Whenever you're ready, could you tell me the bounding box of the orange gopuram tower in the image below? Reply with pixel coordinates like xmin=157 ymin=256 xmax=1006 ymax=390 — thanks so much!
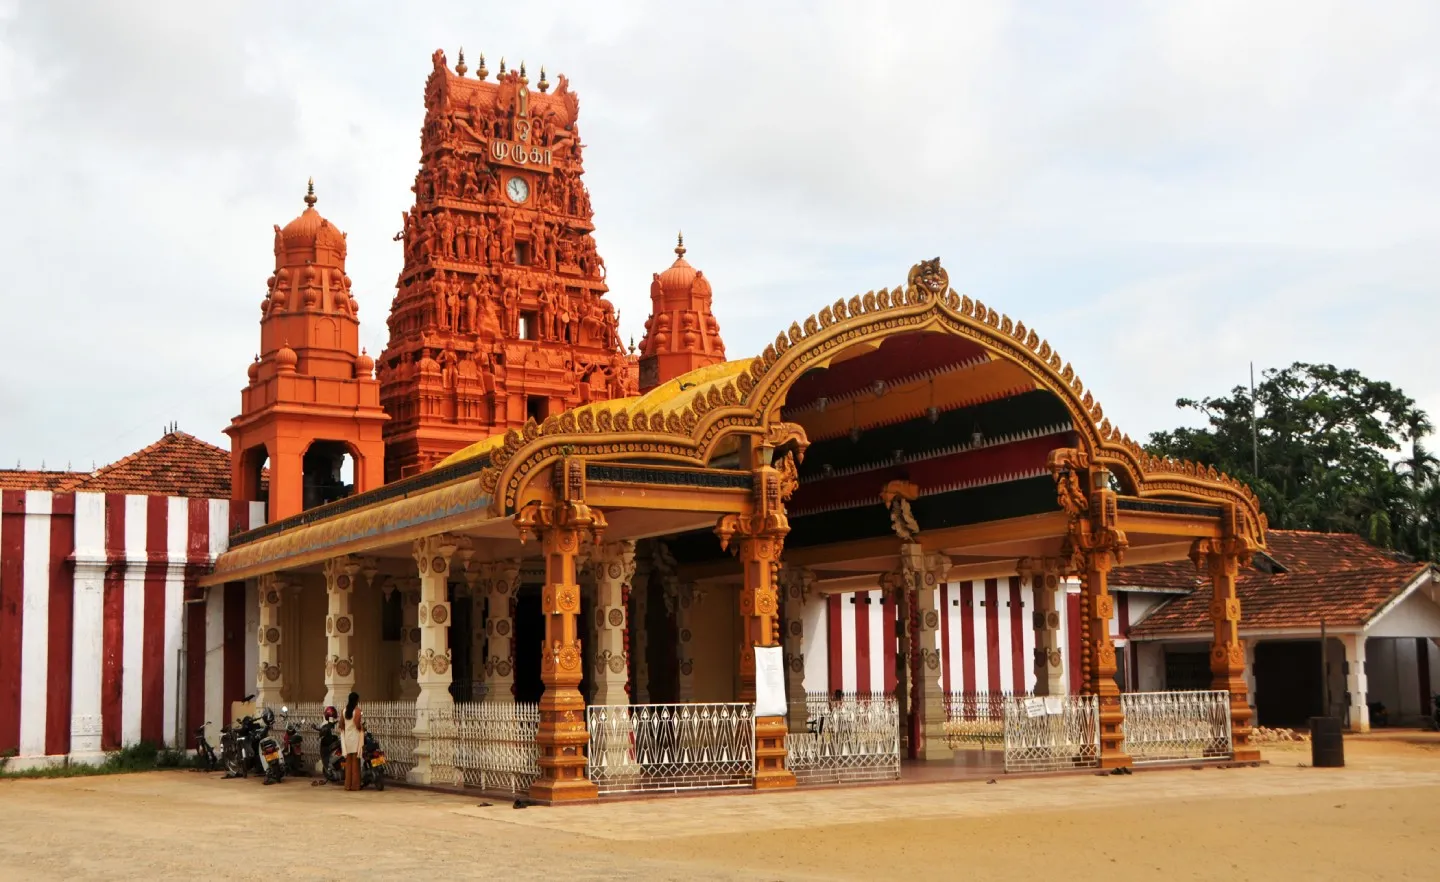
xmin=226 ymin=182 xmax=388 ymax=522
xmin=379 ymin=49 xmax=635 ymax=481
xmin=637 ymin=235 xmax=726 ymax=393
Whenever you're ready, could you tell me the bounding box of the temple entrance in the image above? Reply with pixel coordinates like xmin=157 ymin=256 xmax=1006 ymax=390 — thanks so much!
xmin=514 ymin=589 xmax=543 ymax=703
xmin=1254 ymin=640 xmax=1323 ymax=727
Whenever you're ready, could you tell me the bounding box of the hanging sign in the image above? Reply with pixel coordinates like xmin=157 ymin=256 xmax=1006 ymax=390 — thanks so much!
xmin=1044 ymin=696 xmax=1065 ymax=716
xmin=753 ymin=645 xmax=788 ymax=718
xmin=1024 ymin=697 xmax=1046 ymax=718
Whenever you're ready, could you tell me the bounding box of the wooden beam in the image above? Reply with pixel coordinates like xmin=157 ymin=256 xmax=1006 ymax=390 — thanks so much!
xmin=918 ymin=511 xmax=1070 ymax=554
xmin=1117 ymin=510 xmax=1224 ymax=539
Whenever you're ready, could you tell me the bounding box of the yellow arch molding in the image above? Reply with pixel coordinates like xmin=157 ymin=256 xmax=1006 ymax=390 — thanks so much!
xmin=478 ymin=259 xmax=1266 ymax=547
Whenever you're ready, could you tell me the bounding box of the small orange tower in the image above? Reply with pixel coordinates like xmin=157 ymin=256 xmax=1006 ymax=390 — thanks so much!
xmin=226 ymin=181 xmax=388 ymax=521
xmin=637 ymin=234 xmax=727 ymax=392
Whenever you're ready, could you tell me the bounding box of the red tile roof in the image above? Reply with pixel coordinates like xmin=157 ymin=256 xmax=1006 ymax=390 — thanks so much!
xmin=1125 ymin=530 xmax=1430 ymax=636
xmin=66 ymin=432 xmax=235 ymax=498
xmin=0 ymin=469 xmax=90 ymax=491
xmin=0 ymin=432 xmax=248 ymax=499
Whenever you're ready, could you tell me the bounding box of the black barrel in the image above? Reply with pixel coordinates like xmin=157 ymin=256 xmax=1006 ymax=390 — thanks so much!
xmin=1309 ymin=716 xmax=1345 ymax=767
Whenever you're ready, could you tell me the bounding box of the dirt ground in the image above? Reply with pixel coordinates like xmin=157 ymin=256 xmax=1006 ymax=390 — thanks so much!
xmin=3 ymin=736 xmax=1439 ymax=880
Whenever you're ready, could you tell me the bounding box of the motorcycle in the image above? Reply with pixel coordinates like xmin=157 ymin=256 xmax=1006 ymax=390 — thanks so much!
xmin=1431 ymin=693 xmax=1440 ymax=731
xmin=194 ymin=721 xmax=219 ymax=772
xmin=253 ymin=707 xmax=286 ymax=785
xmin=312 ymin=718 xmax=345 ymax=784
xmin=220 ymin=694 xmax=256 ymax=779
xmin=361 ymin=731 xmax=387 ymax=791
xmin=280 ymin=709 xmax=306 ymax=778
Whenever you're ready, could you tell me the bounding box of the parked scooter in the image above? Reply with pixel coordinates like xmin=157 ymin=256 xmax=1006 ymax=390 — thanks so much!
xmin=253 ymin=707 xmax=286 ymax=785
xmin=280 ymin=709 xmax=306 ymax=778
xmin=311 ymin=707 xmax=345 ymax=785
xmin=194 ymin=721 xmax=219 ymax=772
xmin=361 ymin=730 xmax=388 ymax=791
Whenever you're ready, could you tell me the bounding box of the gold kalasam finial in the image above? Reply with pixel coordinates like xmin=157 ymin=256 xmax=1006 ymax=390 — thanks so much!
xmin=304 ymin=177 xmax=316 ymax=207
xmin=499 ymin=58 xmax=507 ymax=76
xmin=675 ymin=231 xmax=686 ymax=257
xmin=455 ymin=47 xmax=468 ymax=76
xmin=538 ymin=66 xmax=549 ymax=92
xmin=477 ymin=53 xmax=488 ymax=79
xmin=519 ymin=61 xmax=528 ymax=84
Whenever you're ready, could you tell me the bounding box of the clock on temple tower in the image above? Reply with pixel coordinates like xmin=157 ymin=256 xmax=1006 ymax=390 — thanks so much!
xmin=378 ymin=49 xmax=636 ymax=481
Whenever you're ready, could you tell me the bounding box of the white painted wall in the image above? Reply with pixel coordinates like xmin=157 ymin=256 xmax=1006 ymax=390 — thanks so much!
xmin=1366 ymin=584 xmax=1440 ymax=639
xmin=802 ymin=594 xmax=828 ymax=694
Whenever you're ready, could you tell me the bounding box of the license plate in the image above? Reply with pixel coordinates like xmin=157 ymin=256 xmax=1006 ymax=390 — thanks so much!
xmin=370 ymin=756 xmax=385 ymax=767
xmin=263 ymin=748 xmax=278 ymax=760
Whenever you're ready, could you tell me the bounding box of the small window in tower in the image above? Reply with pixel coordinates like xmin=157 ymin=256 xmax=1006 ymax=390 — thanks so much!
xmin=527 ymin=396 xmax=549 ymax=422
xmin=521 ymin=311 xmax=539 ymax=341
xmin=514 ymin=241 xmax=532 ymax=266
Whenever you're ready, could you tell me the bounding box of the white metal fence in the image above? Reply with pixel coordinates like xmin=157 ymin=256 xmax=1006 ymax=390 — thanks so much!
xmin=1002 ymin=695 xmax=1100 ymax=773
xmin=587 ymin=703 xmax=756 ymax=794
xmin=1120 ymin=690 xmax=1233 ymax=765
xmin=427 ymin=701 xmax=541 ymax=794
xmin=787 ymin=695 xmax=900 ymax=785
xmin=365 ymin=701 xmax=418 ymax=781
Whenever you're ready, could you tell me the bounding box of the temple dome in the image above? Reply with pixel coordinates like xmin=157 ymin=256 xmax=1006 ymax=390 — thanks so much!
xmin=277 ymin=179 xmax=347 ymax=265
xmin=652 ymin=236 xmax=711 ymax=299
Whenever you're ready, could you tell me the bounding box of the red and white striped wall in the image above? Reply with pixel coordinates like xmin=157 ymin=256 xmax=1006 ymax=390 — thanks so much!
xmin=0 ymin=491 xmax=263 ymax=767
xmin=808 ymin=578 xmax=1165 ymax=697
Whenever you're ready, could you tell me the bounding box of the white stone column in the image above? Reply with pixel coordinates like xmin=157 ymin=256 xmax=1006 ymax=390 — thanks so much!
xmin=410 ymin=534 xmax=459 ymax=784
xmin=780 ymin=565 xmax=815 ymax=733
xmin=1342 ymin=633 xmax=1370 ymax=732
xmin=590 ymin=541 xmax=636 ymax=706
xmin=903 ymin=545 xmax=951 ymax=760
xmin=323 ymin=556 xmax=360 ymax=708
xmin=631 ymin=561 xmax=652 ymax=703
xmin=397 ymin=579 xmax=420 ymax=700
xmin=1023 ymin=558 xmax=1068 ymax=697
xmin=484 ymin=560 xmax=520 ymax=703
xmin=255 ymin=574 xmax=286 ymax=709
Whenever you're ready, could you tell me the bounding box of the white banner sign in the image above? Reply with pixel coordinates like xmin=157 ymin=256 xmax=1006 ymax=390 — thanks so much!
xmin=753 ymin=645 xmax=788 ymax=718
xmin=1023 ymin=697 xmax=1046 ymax=718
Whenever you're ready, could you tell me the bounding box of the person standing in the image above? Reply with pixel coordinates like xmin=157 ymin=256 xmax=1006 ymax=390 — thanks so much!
xmin=339 ymin=691 xmax=364 ymax=792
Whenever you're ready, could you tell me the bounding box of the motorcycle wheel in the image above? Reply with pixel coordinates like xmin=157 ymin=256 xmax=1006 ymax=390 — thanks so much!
xmin=373 ymin=767 xmax=385 ymax=791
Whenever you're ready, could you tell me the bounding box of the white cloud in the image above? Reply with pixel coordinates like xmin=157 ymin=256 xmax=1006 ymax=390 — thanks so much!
xmin=0 ymin=0 xmax=1436 ymax=468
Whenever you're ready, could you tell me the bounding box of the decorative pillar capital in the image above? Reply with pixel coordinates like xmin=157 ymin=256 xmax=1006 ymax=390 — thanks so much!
xmin=778 ymin=564 xmax=815 ymax=604
xmin=323 ymin=554 xmax=361 ymax=592
xmin=412 ymin=533 xmax=462 ymax=575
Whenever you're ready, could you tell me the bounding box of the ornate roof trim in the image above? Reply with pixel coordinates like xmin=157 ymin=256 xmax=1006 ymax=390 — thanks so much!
xmin=477 ymin=259 xmax=1267 ymax=546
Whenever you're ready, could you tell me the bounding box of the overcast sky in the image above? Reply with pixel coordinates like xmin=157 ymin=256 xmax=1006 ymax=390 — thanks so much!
xmin=1 ymin=1 xmax=1437 ymax=471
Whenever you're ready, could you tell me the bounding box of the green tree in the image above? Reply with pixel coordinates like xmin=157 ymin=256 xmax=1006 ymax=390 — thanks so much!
xmin=1146 ymin=362 xmax=1436 ymax=559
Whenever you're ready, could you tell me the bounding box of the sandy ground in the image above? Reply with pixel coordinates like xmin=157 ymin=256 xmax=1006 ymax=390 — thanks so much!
xmin=2 ymin=736 xmax=1439 ymax=880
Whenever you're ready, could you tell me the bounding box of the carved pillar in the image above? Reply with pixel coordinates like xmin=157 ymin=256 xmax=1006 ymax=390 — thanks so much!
xmin=630 ymin=559 xmax=652 ymax=703
xmin=484 ymin=560 xmax=520 ymax=703
xmin=461 ymin=557 xmax=488 ymax=702
xmin=1021 ymin=557 xmax=1068 ymax=697
xmin=589 ymin=541 xmax=636 ymax=706
xmin=514 ymin=466 xmax=605 ymax=803
xmin=1194 ymin=537 xmax=1261 ymax=759
xmin=1081 ymin=543 xmax=1128 ymax=768
xmin=323 ymin=556 xmax=360 ymax=708
xmin=1052 ymin=455 xmax=1130 ymax=769
xmin=255 ymin=574 xmax=286 ymax=709
xmin=673 ymin=581 xmax=697 ymax=702
xmin=408 ymin=534 xmax=459 ymax=785
xmin=899 ymin=544 xmax=951 ymax=760
xmin=715 ymin=449 xmax=800 ymax=791
xmin=397 ymin=578 xmax=421 ymax=700
xmin=779 ymin=565 xmax=814 ymax=733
